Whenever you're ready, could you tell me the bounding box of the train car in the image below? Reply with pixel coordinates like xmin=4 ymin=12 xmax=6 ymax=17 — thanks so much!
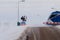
xmin=43 ymin=11 xmax=60 ymax=25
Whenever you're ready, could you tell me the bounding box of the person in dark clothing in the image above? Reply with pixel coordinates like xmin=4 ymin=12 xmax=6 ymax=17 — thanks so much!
xmin=21 ymin=16 xmax=27 ymax=25
xmin=21 ymin=16 xmax=27 ymax=21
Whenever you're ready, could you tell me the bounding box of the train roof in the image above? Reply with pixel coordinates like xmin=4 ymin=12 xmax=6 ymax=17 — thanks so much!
xmin=52 ymin=11 xmax=60 ymax=15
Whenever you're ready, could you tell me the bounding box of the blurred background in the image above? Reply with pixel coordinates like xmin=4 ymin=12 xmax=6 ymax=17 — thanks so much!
xmin=0 ymin=0 xmax=60 ymax=26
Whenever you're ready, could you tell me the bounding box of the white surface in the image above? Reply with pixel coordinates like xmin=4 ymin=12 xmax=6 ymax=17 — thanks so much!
xmin=0 ymin=23 xmax=28 ymax=40
xmin=0 ymin=21 xmax=53 ymax=40
xmin=56 ymin=25 xmax=60 ymax=29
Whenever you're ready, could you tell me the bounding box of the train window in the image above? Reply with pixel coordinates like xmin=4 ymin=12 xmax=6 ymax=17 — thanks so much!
xmin=49 ymin=15 xmax=56 ymax=19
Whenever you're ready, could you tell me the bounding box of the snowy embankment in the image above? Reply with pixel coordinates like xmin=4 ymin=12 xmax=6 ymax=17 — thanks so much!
xmin=0 ymin=21 xmax=60 ymax=40
xmin=0 ymin=22 xmax=48 ymax=40
xmin=0 ymin=22 xmax=28 ymax=40
xmin=56 ymin=25 xmax=60 ymax=29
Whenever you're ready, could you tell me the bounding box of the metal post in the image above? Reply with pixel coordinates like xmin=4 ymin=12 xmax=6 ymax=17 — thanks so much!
xmin=17 ymin=1 xmax=20 ymax=26
xmin=18 ymin=1 xmax=19 ymax=22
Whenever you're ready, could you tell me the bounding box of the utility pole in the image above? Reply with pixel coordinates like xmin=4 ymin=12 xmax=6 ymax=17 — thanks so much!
xmin=17 ymin=1 xmax=20 ymax=26
xmin=18 ymin=1 xmax=19 ymax=22
xmin=17 ymin=0 xmax=25 ymax=26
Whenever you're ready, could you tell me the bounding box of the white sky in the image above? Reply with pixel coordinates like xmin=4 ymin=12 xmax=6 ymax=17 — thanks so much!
xmin=0 ymin=0 xmax=60 ymax=25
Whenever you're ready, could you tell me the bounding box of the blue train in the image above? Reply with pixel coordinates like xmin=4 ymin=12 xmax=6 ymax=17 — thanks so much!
xmin=44 ymin=11 xmax=60 ymax=25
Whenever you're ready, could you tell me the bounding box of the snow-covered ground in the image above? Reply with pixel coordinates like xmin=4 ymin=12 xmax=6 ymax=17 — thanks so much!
xmin=0 ymin=22 xmax=60 ymax=40
xmin=55 ymin=25 xmax=60 ymax=29
xmin=0 ymin=22 xmax=28 ymax=40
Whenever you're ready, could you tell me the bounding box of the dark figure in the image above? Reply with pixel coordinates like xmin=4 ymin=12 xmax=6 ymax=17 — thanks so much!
xmin=21 ymin=16 xmax=27 ymax=21
xmin=21 ymin=16 xmax=27 ymax=25
xmin=17 ymin=22 xmax=20 ymax=26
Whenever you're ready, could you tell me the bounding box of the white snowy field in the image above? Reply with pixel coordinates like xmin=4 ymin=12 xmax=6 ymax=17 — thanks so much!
xmin=0 ymin=22 xmax=45 ymax=40
xmin=0 ymin=22 xmax=28 ymax=40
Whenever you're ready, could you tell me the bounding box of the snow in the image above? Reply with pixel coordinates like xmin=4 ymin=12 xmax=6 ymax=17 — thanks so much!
xmin=0 ymin=22 xmax=28 ymax=40
xmin=56 ymin=25 xmax=60 ymax=29
xmin=0 ymin=22 xmax=53 ymax=40
xmin=0 ymin=22 xmax=60 ymax=40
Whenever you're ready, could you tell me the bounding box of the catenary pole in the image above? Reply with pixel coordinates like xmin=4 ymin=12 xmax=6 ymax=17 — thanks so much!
xmin=17 ymin=0 xmax=25 ymax=26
